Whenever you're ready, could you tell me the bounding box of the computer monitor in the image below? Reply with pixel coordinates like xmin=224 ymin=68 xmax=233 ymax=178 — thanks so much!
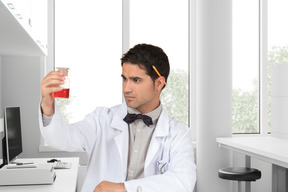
xmin=4 ymin=107 xmax=23 ymax=164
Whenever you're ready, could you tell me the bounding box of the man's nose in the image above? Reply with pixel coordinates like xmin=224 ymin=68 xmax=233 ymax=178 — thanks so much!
xmin=123 ymin=81 xmax=133 ymax=93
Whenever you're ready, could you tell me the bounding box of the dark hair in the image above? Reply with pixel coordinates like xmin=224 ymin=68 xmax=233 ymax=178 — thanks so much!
xmin=121 ymin=44 xmax=170 ymax=87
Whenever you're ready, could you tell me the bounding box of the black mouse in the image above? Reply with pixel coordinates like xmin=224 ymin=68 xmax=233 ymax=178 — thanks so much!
xmin=47 ymin=158 xmax=60 ymax=163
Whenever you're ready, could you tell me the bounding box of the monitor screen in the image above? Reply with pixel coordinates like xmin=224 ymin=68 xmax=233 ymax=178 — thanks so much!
xmin=4 ymin=107 xmax=23 ymax=164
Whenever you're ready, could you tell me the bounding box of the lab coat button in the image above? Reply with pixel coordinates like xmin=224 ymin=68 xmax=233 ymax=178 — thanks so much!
xmin=137 ymin=186 xmax=142 ymax=192
xmin=129 ymin=170 xmax=134 ymax=175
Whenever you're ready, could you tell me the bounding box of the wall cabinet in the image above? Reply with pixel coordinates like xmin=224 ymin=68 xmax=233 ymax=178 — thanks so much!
xmin=0 ymin=0 xmax=47 ymax=55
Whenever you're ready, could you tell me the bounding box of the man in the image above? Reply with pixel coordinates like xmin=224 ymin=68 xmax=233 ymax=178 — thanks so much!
xmin=39 ymin=44 xmax=196 ymax=192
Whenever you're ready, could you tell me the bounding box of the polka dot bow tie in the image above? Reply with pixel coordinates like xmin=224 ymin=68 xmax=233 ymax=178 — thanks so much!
xmin=123 ymin=113 xmax=153 ymax=127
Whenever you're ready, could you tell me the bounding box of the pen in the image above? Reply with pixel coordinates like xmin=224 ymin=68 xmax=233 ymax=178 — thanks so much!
xmin=152 ymin=65 xmax=167 ymax=86
xmin=17 ymin=163 xmax=34 ymax=165
xmin=13 ymin=162 xmax=34 ymax=165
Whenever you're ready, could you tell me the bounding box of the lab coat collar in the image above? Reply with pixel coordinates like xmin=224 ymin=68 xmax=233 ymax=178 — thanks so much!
xmin=110 ymin=103 xmax=129 ymax=177
xmin=144 ymin=108 xmax=170 ymax=169
xmin=110 ymin=102 xmax=128 ymax=131
xmin=153 ymin=108 xmax=170 ymax=137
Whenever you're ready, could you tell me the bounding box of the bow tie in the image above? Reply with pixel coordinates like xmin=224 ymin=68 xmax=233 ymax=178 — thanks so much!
xmin=123 ymin=113 xmax=153 ymax=127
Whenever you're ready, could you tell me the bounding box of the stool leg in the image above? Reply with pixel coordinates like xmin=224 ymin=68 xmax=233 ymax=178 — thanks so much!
xmin=245 ymin=182 xmax=251 ymax=192
xmin=245 ymin=155 xmax=251 ymax=192
xmin=238 ymin=181 xmax=242 ymax=192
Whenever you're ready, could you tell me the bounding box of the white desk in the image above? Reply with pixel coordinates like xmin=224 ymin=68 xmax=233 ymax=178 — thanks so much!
xmin=0 ymin=157 xmax=79 ymax=192
xmin=217 ymin=136 xmax=288 ymax=192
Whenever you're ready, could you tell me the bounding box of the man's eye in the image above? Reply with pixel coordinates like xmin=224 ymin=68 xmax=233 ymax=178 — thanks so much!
xmin=134 ymin=79 xmax=141 ymax=83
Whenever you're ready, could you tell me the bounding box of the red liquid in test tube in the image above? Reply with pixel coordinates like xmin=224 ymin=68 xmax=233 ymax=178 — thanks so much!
xmin=54 ymin=67 xmax=70 ymax=99
xmin=54 ymin=88 xmax=70 ymax=98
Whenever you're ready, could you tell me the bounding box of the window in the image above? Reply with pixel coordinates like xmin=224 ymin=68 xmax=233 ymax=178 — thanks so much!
xmin=55 ymin=0 xmax=122 ymax=123
xmin=232 ymin=0 xmax=260 ymax=133
xmin=130 ymin=0 xmax=189 ymax=125
xmin=267 ymin=0 xmax=288 ymax=133
xmin=233 ymin=0 xmax=288 ymax=135
xmin=268 ymin=0 xmax=288 ymax=53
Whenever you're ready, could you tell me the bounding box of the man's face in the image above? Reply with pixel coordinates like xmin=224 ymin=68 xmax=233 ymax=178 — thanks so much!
xmin=121 ymin=62 xmax=161 ymax=114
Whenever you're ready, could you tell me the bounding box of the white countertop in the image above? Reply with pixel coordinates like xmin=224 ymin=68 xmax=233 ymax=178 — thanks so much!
xmin=217 ymin=136 xmax=288 ymax=168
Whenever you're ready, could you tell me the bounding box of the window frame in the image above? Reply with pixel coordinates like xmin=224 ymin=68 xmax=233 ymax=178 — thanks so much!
xmin=259 ymin=0 xmax=269 ymax=135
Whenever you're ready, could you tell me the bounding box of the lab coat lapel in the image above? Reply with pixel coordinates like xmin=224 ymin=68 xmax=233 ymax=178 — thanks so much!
xmin=110 ymin=103 xmax=129 ymax=176
xmin=145 ymin=109 xmax=170 ymax=170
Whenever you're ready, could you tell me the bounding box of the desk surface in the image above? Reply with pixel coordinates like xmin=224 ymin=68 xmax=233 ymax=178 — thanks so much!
xmin=0 ymin=157 xmax=79 ymax=192
xmin=217 ymin=136 xmax=288 ymax=168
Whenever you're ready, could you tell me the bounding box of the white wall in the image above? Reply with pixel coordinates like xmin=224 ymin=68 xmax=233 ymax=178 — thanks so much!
xmin=2 ymin=56 xmax=42 ymax=160
xmin=0 ymin=56 xmax=3 ymax=161
xmin=0 ymin=55 xmax=2 ymax=118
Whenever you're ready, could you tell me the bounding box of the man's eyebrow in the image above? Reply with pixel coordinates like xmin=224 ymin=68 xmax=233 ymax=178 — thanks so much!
xmin=121 ymin=74 xmax=142 ymax=80
xmin=130 ymin=76 xmax=142 ymax=79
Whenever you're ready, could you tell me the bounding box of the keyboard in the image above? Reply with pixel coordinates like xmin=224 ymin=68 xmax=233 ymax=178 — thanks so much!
xmin=53 ymin=161 xmax=72 ymax=169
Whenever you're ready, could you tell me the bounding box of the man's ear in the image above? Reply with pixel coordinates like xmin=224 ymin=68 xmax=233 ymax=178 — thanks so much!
xmin=156 ymin=76 xmax=166 ymax=91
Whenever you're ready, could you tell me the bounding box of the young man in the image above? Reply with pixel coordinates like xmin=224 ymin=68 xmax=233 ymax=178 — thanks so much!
xmin=39 ymin=44 xmax=196 ymax=192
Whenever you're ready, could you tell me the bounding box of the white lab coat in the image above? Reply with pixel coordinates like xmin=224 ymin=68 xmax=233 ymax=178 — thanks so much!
xmin=39 ymin=103 xmax=196 ymax=192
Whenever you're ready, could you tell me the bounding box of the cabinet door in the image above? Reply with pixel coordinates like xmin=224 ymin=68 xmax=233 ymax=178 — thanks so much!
xmin=30 ymin=0 xmax=47 ymax=50
xmin=1 ymin=0 xmax=31 ymax=31
xmin=1 ymin=0 xmax=47 ymax=52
